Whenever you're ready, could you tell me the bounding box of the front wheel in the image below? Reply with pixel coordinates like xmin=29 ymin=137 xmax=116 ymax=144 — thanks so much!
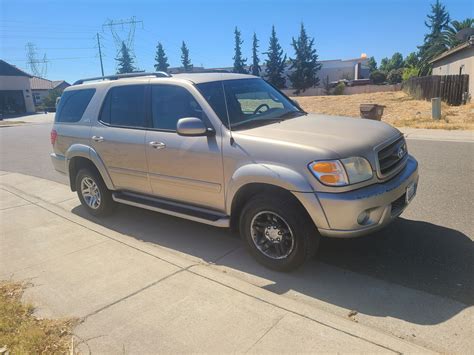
xmin=75 ymin=168 xmax=115 ymax=216
xmin=239 ymin=194 xmax=320 ymax=271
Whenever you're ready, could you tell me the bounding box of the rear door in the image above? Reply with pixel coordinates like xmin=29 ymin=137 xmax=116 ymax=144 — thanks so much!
xmin=145 ymin=84 xmax=224 ymax=210
xmin=91 ymin=84 xmax=151 ymax=194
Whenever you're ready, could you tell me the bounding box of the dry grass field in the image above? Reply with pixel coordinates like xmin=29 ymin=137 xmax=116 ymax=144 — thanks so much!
xmin=0 ymin=281 xmax=75 ymax=353
xmin=293 ymin=91 xmax=474 ymax=130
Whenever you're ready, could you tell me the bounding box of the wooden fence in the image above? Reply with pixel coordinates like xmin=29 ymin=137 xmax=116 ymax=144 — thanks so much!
xmin=402 ymin=75 xmax=469 ymax=106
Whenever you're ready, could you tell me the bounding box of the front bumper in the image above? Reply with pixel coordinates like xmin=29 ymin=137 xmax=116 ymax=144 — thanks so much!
xmin=296 ymin=155 xmax=418 ymax=238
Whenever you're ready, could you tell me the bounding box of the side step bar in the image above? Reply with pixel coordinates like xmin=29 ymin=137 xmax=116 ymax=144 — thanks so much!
xmin=112 ymin=192 xmax=230 ymax=228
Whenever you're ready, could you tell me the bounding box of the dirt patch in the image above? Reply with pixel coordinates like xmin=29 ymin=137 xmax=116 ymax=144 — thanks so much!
xmin=293 ymin=91 xmax=474 ymax=130
xmin=0 ymin=280 xmax=76 ymax=354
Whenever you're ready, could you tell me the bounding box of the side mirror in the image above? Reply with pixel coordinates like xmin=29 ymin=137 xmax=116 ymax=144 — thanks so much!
xmin=176 ymin=117 xmax=214 ymax=137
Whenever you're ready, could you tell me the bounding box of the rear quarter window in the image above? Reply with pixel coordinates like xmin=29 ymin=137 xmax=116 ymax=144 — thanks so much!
xmin=56 ymin=89 xmax=95 ymax=123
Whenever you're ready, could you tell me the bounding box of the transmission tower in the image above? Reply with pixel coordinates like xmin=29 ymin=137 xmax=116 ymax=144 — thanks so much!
xmin=102 ymin=16 xmax=143 ymax=56
xmin=25 ymin=42 xmax=48 ymax=77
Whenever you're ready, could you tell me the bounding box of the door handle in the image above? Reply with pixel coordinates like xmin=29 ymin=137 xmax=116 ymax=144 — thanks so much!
xmin=149 ymin=141 xmax=166 ymax=149
xmin=92 ymin=136 xmax=104 ymax=142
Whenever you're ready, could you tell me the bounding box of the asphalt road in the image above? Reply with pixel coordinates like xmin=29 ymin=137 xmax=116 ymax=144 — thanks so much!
xmin=1 ymin=121 xmax=473 ymax=351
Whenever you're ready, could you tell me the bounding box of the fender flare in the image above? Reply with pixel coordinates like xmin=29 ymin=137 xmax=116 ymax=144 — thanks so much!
xmin=226 ymin=163 xmax=329 ymax=229
xmin=65 ymin=144 xmax=115 ymax=190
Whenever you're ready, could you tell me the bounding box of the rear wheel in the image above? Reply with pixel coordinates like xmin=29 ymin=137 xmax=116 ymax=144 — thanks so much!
xmin=239 ymin=193 xmax=320 ymax=271
xmin=75 ymin=168 xmax=115 ymax=216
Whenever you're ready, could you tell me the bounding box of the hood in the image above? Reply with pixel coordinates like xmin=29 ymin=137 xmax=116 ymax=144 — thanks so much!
xmin=235 ymin=113 xmax=401 ymax=159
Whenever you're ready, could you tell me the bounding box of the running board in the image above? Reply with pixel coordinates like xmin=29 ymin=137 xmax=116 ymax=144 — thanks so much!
xmin=112 ymin=192 xmax=230 ymax=228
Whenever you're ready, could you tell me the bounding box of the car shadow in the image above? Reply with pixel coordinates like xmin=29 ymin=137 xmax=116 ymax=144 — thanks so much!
xmin=71 ymin=203 xmax=473 ymax=325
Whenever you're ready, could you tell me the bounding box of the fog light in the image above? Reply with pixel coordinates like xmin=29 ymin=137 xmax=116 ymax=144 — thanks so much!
xmin=357 ymin=211 xmax=370 ymax=225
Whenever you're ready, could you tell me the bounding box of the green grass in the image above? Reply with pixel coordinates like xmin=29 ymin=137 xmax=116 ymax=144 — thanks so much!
xmin=0 ymin=281 xmax=76 ymax=354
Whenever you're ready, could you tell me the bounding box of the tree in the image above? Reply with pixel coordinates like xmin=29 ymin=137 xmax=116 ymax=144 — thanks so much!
xmin=418 ymin=0 xmax=450 ymax=75
xmin=379 ymin=53 xmax=404 ymax=73
xmin=264 ymin=26 xmax=287 ymax=88
xmin=154 ymin=42 xmax=169 ymax=72
xmin=370 ymin=70 xmax=387 ymax=84
xmin=42 ymin=89 xmax=62 ymax=108
xmin=389 ymin=52 xmax=404 ymax=71
xmin=232 ymin=27 xmax=247 ymax=73
xmin=181 ymin=41 xmax=192 ymax=72
xmin=402 ymin=67 xmax=419 ymax=81
xmin=367 ymin=56 xmax=377 ymax=73
xmin=444 ymin=18 xmax=473 ymax=48
xmin=115 ymin=41 xmax=135 ymax=74
xmin=288 ymin=23 xmax=322 ymax=94
xmin=404 ymin=52 xmax=420 ymax=68
xmin=379 ymin=57 xmax=390 ymax=72
xmin=250 ymin=32 xmax=261 ymax=76
xmin=387 ymin=69 xmax=403 ymax=84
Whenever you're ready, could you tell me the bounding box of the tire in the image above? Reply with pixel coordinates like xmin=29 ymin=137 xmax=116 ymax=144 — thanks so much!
xmin=239 ymin=193 xmax=320 ymax=272
xmin=75 ymin=168 xmax=115 ymax=217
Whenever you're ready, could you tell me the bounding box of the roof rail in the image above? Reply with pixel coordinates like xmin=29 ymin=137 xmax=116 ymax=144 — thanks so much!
xmin=73 ymin=71 xmax=171 ymax=85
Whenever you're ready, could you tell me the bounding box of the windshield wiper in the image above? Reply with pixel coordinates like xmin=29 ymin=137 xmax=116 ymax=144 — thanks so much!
xmin=232 ymin=117 xmax=284 ymax=130
xmin=277 ymin=110 xmax=307 ymax=119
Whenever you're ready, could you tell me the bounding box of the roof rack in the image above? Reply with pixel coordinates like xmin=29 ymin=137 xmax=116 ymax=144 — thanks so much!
xmin=73 ymin=71 xmax=171 ymax=85
xmin=174 ymin=69 xmax=232 ymax=74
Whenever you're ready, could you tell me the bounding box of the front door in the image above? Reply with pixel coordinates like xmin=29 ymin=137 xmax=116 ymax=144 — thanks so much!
xmin=91 ymin=84 xmax=151 ymax=194
xmin=145 ymin=84 xmax=224 ymax=211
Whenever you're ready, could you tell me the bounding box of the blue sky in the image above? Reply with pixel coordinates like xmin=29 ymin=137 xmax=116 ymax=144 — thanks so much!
xmin=1 ymin=0 xmax=472 ymax=83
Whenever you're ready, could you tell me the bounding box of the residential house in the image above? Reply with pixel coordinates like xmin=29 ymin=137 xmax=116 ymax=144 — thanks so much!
xmin=0 ymin=59 xmax=35 ymax=114
xmin=169 ymin=55 xmax=370 ymax=89
xmin=430 ymin=36 xmax=474 ymax=97
xmin=30 ymin=76 xmax=70 ymax=107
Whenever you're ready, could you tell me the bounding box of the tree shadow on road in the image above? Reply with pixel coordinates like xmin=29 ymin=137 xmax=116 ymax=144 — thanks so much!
xmin=72 ymin=204 xmax=472 ymax=325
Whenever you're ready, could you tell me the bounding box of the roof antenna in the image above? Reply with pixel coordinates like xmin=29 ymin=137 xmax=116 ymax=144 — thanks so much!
xmin=221 ymin=80 xmax=235 ymax=145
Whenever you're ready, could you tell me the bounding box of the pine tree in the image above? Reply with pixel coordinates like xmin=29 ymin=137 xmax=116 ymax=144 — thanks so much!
xmin=418 ymin=0 xmax=450 ymax=75
xmin=233 ymin=27 xmax=247 ymax=73
xmin=264 ymin=26 xmax=287 ymax=88
xmin=289 ymin=23 xmax=321 ymax=94
xmin=154 ymin=42 xmax=169 ymax=72
xmin=115 ymin=41 xmax=135 ymax=74
xmin=367 ymin=56 xmax=377 ymax=73
xmin=181 ymin=41 xmax=192 ymax=72
xmin=250 ymin=32 xmax=261 ymax=76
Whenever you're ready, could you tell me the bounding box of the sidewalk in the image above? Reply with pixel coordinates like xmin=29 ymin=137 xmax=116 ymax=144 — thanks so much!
xmin=399 ymin=127 xmax=474 ymax=142
xmin=0 ymin=171 xmax=431 ymax=353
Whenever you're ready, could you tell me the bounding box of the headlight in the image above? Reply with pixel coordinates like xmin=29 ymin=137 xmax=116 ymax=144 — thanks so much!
xmin=308 ymin=157 xmax=373 ymax=186
xmin=341 ymin=157 xmax=373 ymax=184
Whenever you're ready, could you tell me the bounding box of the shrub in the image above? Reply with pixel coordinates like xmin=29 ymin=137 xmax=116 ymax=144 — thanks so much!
xmin=387 ymin=69 xmax=403 ymax=84
xmin=369 ymin=70 xmax=386 ymax=85
xmin=333 ymin=82 xmax=345 ymax=95
xmin=402 ymin=67 xmax=419 ymax=81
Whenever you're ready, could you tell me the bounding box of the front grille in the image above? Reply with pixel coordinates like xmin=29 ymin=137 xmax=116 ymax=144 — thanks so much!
xmin=377 ymin=136 xmax=408 ymax=178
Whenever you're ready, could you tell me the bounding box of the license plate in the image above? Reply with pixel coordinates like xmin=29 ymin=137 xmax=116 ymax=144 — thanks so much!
xmin=406 ymin=182 xmax=416 ymax=203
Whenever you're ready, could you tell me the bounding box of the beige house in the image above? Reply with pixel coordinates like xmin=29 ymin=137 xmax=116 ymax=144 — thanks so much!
xmin=30 ymin=76 xmax=70 ymax=107
xmin=430 ymin=37 xmax=474 ymax=96
xmin=0 ymin=59 xmax=35 ymax=114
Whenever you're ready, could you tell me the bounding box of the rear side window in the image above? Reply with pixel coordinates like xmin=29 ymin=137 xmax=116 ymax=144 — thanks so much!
xmin=100 ymin=85 xmax=146 ymax=128
xmin=151 ymin=85 xmax=204 ymax=131
xmin=56 ymin=89 xmax=95 ymax=123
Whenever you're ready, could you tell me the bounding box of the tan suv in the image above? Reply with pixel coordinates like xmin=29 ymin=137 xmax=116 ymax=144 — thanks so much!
xmin=51 ymin=72 xmax=419 ymax=271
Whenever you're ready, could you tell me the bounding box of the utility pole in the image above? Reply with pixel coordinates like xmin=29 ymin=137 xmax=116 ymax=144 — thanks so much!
xmin=97 ymin=33 xmax=105 ymax=77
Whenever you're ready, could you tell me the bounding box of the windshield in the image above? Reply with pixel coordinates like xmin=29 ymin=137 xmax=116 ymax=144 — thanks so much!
xmin=196 ymin=78 xmax=304 ymax=130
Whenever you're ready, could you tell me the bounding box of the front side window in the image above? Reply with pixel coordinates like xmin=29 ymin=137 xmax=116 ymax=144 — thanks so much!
xmin=196 ymin=78 xmax=303 ymax=130
xmin=100 ymin=85 xmax=146 ymax=128
xmin=56 ymin=89 xmax=95 ymax=123
xmin=151 ymin=85 xmax=204 ymax=131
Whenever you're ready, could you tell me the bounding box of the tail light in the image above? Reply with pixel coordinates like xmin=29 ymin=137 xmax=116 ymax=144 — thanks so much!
xmin=50 ymin=129 xmax=58 ymax=145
